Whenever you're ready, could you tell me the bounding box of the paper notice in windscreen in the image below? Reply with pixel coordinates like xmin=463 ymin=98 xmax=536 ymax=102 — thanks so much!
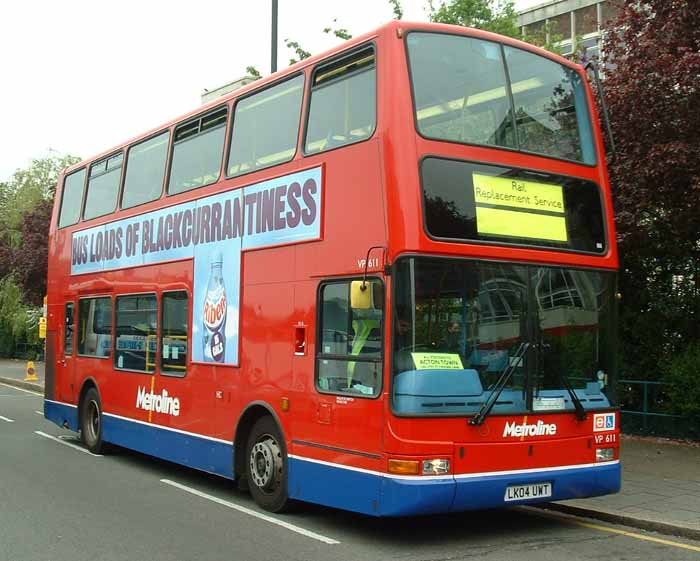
xmin=411 ymin=353 xmax=464 ymax=370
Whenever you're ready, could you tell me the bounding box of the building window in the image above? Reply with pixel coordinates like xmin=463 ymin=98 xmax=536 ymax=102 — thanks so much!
xmin=316 ymin=279 xmax=383 ymax=397
xmin=114 ymin=294 xmax=157 ymax=373
xmin=161 ymin=291 xmax=189 ymax=376
xmin=550 ymin=12 xmax=572 ymax=41
xmin=601 ymin=2 xmax=621 ymax=27
xmin=575 ymin=5 xmax=598 ymax=36
xmin=78 ymin=297 xmax=112 ymax=358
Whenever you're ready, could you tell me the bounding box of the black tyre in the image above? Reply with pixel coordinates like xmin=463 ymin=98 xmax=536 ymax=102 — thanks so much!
xmin=80 ymin=387 xmax=107 ymax=454
xmin=246 ymin=416 xmax=289 ymax=512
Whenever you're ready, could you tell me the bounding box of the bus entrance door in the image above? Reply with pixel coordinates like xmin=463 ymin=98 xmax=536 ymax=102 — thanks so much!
xmin=57 ymin=301 xmax=77 ymax=402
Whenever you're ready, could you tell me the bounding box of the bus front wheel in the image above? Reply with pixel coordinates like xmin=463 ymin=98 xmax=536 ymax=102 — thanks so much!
xmin=80 ymin=387 xmax=107 ymax=454
xmin=246 ymin=416 xmax=289 ymax=512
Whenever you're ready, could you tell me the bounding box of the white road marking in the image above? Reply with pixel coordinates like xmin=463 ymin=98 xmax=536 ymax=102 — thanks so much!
xmin=0 ymin=382 xmax=43 ymax=396
xmin=0 ymin=415 xmax=15 ymax=423
xmin=160 ymin=479 xmax=340 ymax=545
xmin=34 ymin=431 xmax=102 ymax=457
xmin=35 ymin=410 xmax=44 ymax=416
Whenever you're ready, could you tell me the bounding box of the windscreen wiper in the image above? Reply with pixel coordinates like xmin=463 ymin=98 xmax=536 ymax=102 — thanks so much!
xmin=470 ymin=342 xmax=530 ymax=426
xmin=559 ymin=369 xmax=588 ymax=421
xmin=535 ymin=341 xmax=587 ymax=421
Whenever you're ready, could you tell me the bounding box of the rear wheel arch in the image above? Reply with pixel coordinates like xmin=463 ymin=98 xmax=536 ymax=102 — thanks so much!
xmin=78 ymin=381 xmax=109 ymax=454
xmin=233 ymin=401 xmax=286 ymax=479
xmin=76 ymin=377 xmax=99 ymax=428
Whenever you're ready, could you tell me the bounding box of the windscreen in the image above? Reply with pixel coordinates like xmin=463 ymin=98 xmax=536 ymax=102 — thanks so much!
xmin=407 ymin=32 xmax=596 ymax=165
xmin=392 ymin=257 xmax=617 ymax=416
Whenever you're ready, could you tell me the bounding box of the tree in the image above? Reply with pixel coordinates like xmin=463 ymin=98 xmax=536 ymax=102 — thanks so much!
xmin=602 ymin=0 xmax=700 ymax=379
xmin=0 ymin=276 xmax=37 ymax=358
xmin=389 ymin=0 xmax=404 ymax=20
xmin=0 ymin=153 xmax=80 ymax=356
xmin=428 ymin=0 xmax=521 ymax=39
xmin=13 ymin=198 xmax=53 ymax=305
xmin=323 ymin=19 xmax=352 ymax=40
xmin=0 ymin=153 xmax=79 ymax=243
xmin=245 ymin=66 xmax=262 ymax=80
xmin=284 ymin=39 xmax=313 ymax=66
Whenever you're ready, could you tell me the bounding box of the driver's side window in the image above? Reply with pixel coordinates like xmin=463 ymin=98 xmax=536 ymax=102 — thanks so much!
xmin=316 ymin=279 xmax=383 ymax=397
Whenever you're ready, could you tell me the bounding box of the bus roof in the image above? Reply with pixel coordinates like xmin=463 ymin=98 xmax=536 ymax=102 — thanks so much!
xmin=61 ymin=19 xmax=584 ymax=177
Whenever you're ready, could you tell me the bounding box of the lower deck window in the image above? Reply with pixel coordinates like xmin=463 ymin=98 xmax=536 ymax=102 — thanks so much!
xmin=316 ymin=279 xmax=383 ymax=397
xmin=78 ymin=297 xmax=112 ymax=358
xmin=115 ymin=294 xmax=157 ymax=372
xmin=161 ymin=291 xmax=189 ymax=376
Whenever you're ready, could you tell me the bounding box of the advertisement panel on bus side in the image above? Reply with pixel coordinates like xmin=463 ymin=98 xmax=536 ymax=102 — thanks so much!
xmin=69 ymin=166 xmax=323 ymax=365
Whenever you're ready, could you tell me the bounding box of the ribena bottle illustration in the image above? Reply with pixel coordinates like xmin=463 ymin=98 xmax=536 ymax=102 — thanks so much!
xmin=202 ymin=251 xmax=227 ymax=362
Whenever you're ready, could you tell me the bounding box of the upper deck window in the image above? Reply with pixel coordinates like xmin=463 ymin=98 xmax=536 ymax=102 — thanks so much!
xmin=122 ymin=131 xmax=170 ymax=209
xmin=84 ymin=153 xmax=123 ymax=221
xmin=227 ymin=75 xmax=304 ymax=177
xmin=169 ymin=107 xmax=227 ymax=195
xmin=407 ymin=32 xmax=596 ymax=165
xmin=58 ymin=168 xmax=86 ymax=228
xmin=304 ymin=47 xmax=376 ymax=154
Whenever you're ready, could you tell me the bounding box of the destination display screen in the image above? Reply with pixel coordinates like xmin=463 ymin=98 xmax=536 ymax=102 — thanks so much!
xmin=472 ymin=173 xmax=568 ymax=243
xmin=421 ymin=158 xmax=606 ymax=254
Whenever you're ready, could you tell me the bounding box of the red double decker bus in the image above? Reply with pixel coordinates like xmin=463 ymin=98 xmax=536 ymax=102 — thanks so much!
xmin=45 ymin=20 xmax=620 ymax=516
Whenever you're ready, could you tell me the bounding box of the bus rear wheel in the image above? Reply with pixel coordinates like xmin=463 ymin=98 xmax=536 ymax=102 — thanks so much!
xmin=80 ymin=387 xmax=107 ymax=454
xmin=246 ymin=416 xmax=289 ymax=512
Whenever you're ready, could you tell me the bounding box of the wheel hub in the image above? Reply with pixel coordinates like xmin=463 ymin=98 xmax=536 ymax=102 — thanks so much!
xmin=86 ymin=399 xmax=100 ymax=443
xmin=249 ymin=435 xmax=282 ymax=492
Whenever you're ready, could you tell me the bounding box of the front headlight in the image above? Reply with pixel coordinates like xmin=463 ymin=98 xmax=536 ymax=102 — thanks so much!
xmin=422 ymin=458 xmax=451 ymax=475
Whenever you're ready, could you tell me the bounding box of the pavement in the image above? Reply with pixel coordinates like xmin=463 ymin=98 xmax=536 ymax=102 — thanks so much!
xmin=2 ymin=358 xmax=699 ymax=541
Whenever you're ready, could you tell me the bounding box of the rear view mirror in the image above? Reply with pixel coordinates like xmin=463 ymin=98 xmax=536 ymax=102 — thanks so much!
xmin=351 ymin=281 xmax=372 ymax=309
xmin=350 ymin=280 xmax=383 ymax=310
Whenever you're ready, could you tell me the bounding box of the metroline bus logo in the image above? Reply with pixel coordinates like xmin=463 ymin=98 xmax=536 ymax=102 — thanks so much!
xmin=136 ymin=387 xmax=181 ymax=417
xmin=502 ymin=420 xmax=557 ymax=438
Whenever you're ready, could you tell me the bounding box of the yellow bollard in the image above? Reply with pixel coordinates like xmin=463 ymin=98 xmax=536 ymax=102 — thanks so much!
xmin=25 ymin=361 xmax=39 ymax=382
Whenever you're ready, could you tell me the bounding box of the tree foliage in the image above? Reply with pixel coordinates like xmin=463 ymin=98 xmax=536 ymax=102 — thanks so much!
xmin=602 ymin=0 xmax=700 ymax=379
xmin=389 ymin=0 xmax=404 ymax=20
xmin=428 ymin=0 xmax=520 ymax=39
xmin=13 ymin=198 xmax=54 ymax=306
xmin=285 ymin=39 xmax=313 ymax=66
xmin=0 ymin=276 xmax=38 ymax=357
xmin=245 ymin=66 xmax=262 ymax=80
xmin=0 ymin=153 xmax=80 ymax=356
xmin=0 ymin=154 xmax=78 ymax=243
xmin=323 ymin=19 xmax=352 ymax=40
